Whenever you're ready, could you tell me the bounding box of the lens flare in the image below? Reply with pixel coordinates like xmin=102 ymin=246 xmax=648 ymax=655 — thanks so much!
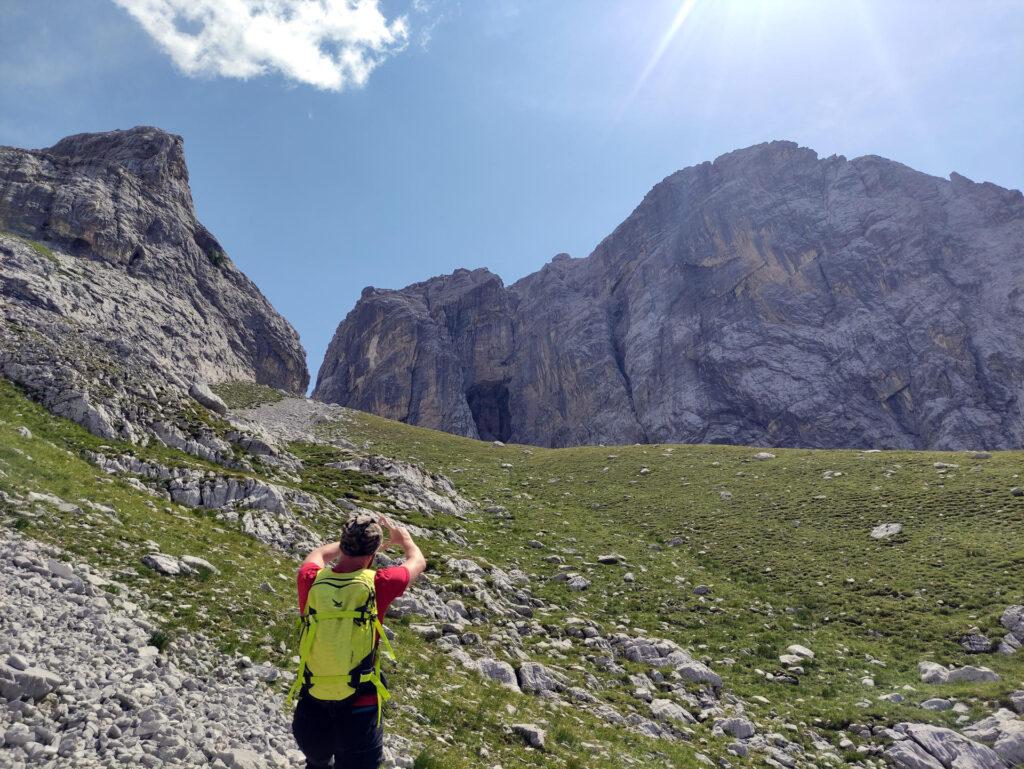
xmin=627 ymin=0 xmax=699 ymax=105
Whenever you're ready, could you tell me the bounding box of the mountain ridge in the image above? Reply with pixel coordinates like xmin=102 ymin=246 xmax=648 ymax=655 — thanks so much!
xmin=314 ymin=139 xmax=1024 ymax=450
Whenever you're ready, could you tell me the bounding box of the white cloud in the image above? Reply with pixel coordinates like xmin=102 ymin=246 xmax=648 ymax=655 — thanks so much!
xmin=112 ymin=0 xmax=410 ymax=90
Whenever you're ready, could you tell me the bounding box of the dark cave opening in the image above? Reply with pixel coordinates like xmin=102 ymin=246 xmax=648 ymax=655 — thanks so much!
xmin=466 ymin=381 xmax=512 ymax=442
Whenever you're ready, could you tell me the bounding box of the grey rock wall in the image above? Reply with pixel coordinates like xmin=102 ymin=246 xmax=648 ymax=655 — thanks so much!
xmin=315 ymin=141 xmax=1024 ymax=449
xmin=0 ymin=126 xmax=309 ymax=451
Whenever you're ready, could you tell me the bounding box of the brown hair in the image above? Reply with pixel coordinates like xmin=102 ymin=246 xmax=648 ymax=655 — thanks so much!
xmin=341 ymin=512 xmax=383 ymax=557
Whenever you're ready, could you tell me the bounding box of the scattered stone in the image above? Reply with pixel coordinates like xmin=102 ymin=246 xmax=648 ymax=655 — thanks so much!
xmin=4 ymin=723 xmax=32 ymax=747
xmin=0 ymin=531 xmax=371 ymax=768
xmin=998 ymin=634 xmax=1021 ymax=655
xmin=477 ymin=658 xmax=520 ymax=691
xmin=410 ymin=624 xmax=442 ymax=640
xmin=615 ymin=635 xmax=722 ymax=687
xmin=963 ymin=708 xmax=1024 ymax=766
xmin=920 ymin=698 xmax=953 ymax=711
xmin=960 ymin=633 xmax=993 ymax=654
xmin=566 ymin=575 xmax=591 ymax=591
xmin=870 ymin=523 xmax=903 ymax=540
xmin=947 ymin=665 xmax=1000 ymax=683
xmin=5 ymin=653 xmax=29 ymax=671
xmin=786 ymin=644 xmax=815 ymax=660
xmin=650 ymin=698 xmax=696 ymax=725
xmin=597 ymin=553 xmax=625 ymax=565
xmin=0 ymin=665 xmax=60 ymax=700
xmin=141 ymin=552 xmax=184 ymax=576
xmin=16 ymin=426 xmax=32 ymax=439
xmin=511 ymin=723 xmax=546 ymax=750
xmin=218 ymin=748 xmax=267 ymax=769
xmin=918 ymin=661 xmax=998 ymax=684
xmin=1001 ymin=605 xmax=1024 ymax=648
xmin=46 ymin=558 xmax=75 ymax=580
xmin=189 ymin=381 xmax=229 ymax=415
xmin=918 ymin=661 xmax=950 ymax=684
xmin=716 ymin=717 xmax=755 ymax=739
xmin=180 ymin=555 xmax=220 ymax=575
xmin=752 ymin=452 xmax=775 ymax=461
xmin=1010 ymin=691 xmax=1024 ymax=715
xmin=886 ymin=723 xmax=1004 ymax=769
xmin=517 ymin=661 xmax=558 ymax=694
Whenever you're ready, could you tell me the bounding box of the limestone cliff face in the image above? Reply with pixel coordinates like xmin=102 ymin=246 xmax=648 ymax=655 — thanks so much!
xmin=0 ymin=127 xmax=308 ymax=449
xmin=316 ymin=269 xmax=516 ymax=438
xmin=315 ymin=141 xmax=1024 ymax=449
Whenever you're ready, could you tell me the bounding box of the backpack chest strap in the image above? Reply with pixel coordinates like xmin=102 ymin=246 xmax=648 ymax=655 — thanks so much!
xmin=308 ymin=609 xmax=374 ymax=620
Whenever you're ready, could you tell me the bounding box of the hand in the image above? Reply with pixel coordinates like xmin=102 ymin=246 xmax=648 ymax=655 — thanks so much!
xmin=377 ymin=514 xmax=426 ymax=582
xmin=378 ymin=515 xmax=411 ymax=550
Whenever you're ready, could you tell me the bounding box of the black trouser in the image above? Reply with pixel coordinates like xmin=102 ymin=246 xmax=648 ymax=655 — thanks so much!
xmin=292 ymin=695 xmax=383 ymax=769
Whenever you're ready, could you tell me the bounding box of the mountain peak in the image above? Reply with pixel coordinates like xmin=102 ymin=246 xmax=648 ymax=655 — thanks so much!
xmin=44 ymin=126 xmax=188 ymax=186
xmin=705 ymin=140 xmax=822 ymax=177
xmin=0 ymin=127 xmax=309 ymax=428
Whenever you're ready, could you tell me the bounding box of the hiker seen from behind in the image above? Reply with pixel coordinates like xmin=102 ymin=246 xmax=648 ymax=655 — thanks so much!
xmin=289 ymin=513 xmax=426 ymax=769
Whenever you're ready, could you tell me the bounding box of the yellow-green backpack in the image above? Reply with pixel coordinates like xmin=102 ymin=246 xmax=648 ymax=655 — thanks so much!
xmin=286 ymin=568 xmax=395 ymax=723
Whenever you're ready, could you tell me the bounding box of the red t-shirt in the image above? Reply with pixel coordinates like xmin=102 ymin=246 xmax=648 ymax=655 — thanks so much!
xmin=296 ymin=562 xmax=410 ymax=706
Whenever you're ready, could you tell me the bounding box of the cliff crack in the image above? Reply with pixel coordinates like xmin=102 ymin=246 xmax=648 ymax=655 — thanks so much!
xmin=608 ymin=309 xmax=648 ymax=443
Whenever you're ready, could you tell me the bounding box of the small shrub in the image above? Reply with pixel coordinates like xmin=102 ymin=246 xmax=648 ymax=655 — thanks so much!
xmin=205 ymin=245 xmax=227 ymax=268
xmin=148 ymin=628 xmax=175 ymax=652
xmin=412 ymin=750 xmax=445 ymax=769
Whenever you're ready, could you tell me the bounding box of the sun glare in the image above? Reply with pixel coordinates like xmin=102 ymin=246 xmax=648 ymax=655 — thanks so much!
xmin=631 ymin=0 xmax=699 ymax=99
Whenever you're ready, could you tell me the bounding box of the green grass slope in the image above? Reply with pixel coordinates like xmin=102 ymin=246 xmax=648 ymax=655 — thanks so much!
xmin=331 ymin=412 xmax=1024 ymax=729
xmin=3 ymin=376 xmax=1024 ymax=767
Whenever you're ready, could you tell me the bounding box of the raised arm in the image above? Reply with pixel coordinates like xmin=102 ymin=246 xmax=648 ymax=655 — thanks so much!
xmin=302 ymin=541 xmax=342 ymax=569
xmin=380 ymin=517 xmax=426 ymax=583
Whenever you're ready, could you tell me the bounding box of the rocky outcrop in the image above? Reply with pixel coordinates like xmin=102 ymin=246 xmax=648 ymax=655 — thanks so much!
xmin=315 ymin=141 xmax=1024 ymax=449
xmin=231 ymin=395 xmax=478 ymax=520
xmin=86 ymin=450 xmax=322 ymax=555
xmin=999 ymin=605 xmax=1024 ymax=654
xmin=0 ymin=532 xmax=415 ymax=768
xmin=327 ymin=454 xmax=473 ymax=518
xmin=0 ymin=127 xmax=308 ymax=454
xmin=885 ymin=722 xmax=1009 ymax=769
xmin=963 ymin=709 xmax=1024 ymax=766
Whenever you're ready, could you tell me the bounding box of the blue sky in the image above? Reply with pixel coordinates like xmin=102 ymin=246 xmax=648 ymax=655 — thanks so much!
xmin=2 ymin=0 xmax=1022 ymax=381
